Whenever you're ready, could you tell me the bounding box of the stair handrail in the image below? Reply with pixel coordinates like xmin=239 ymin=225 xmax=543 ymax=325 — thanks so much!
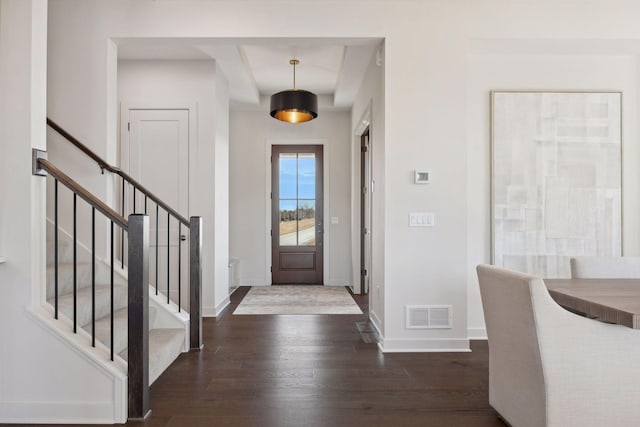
xmin=47 ymin=118 xmax=189 ymax=226
xmin=38 ymin=157 xmax=128 ymax=229
xmin=46 ymin=118 xmax=203 ymax=353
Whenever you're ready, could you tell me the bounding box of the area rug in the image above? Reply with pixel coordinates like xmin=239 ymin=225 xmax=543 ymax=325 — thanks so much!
xmin=233 ymin=285 xmax=363 ymax=315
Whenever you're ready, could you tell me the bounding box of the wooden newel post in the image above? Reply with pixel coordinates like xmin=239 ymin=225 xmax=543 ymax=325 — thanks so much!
xmin=190 ymin=216 xmax=203 ymax=350
xmin=127 ymin=214 xmax=150 ymax=420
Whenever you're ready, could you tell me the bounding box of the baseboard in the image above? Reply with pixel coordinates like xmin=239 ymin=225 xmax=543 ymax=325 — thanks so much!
xmin=369 ymin=310 xmax=383 ymax=336
xmin=325 ymin=280 xmax=351 ymax=286
xmin=239 ymin=280 xmax=268 ymax=286
xmin=468 ymin=328 xmax=487 ymax=340
xmin=215 ymin=297 xmax=231 ymax=316
xmin=202 ymin=295 xmax=232 ymax=318
xmin=0 ymin=401 xmax=119 ymax=424
xmin=379 ymin=337 xmax=471 ymax=353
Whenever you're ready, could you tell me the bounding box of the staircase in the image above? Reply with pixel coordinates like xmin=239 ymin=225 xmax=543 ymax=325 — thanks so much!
xmin=37 ymin=118 xmax=204 ymax=420
xmin=45 ymin=236 xmax=185 ymax=384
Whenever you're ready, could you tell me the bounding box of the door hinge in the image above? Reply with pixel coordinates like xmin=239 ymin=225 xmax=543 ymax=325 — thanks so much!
xmin=361 ymin=269 xmax=368 ymax=276
xmin=127 ymin=122 xmax=130 ymax=131
xmin=362 ymin=228 xmax=368 ymax=235
xmin=270 ymin=266 xmax=273 ymax=272
xmin=361 ymin=145 xmax=368 ymax=153
xmin=362 ymin=186 xmax=367 ymax=195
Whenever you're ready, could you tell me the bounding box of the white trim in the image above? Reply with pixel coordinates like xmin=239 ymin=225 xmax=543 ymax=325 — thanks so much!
xmin=215 ymin=296 xmax=231 ymax=316
xmin=239 ymin=279 xmax=269 ymax=286
xmin=202 ymin=306 xmax=216 ymax=317
xmin=369 ymin=309 xmax=383 ymax=336
xmin=379 ymin=337 xmax=471 ymax=353
xmin=351 ymin=103 xmax=373 ymax=296
xmin=265 ymin=138 xmax=330 ymax=285
xmin=468 ymin=328 xmax=488 ymax=340
xmin=0 ymin=401 xmax=120 ymax=425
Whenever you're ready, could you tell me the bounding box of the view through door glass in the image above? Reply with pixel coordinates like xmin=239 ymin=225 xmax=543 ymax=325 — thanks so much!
xmin=272 ymin=145 xmax=323 ymax=284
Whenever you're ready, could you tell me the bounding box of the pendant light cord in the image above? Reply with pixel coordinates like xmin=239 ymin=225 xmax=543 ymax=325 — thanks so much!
xmin=290 ymin=59 xmax=299 ymax=90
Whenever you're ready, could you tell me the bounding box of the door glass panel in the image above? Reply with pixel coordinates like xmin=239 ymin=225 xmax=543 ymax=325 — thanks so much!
xmin=279 ymin=154 xmax=297 ymax=199
xmin=297 ymin=153 xmax=316 ymax=199
xmin=297 ymin=200 xmax=316 ymax=246
xmin=279 ymin=199 xmax=297 ymax=246
xmin=278 ymin=152 xmax=317 ymax=247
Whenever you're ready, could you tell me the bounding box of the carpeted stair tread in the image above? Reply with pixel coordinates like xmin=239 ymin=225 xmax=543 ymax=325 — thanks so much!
xmin=119 ymin=328 xmax=185 ymax=384
xmin=46 ymin=235 xmax=185 ymax=385
xmin=92 ymin=306 xmax=159 ymax=355
xmin=52 ymin=282 xmax=128 ymax=328
xmin=46 ymin=239 xmax=73 ymax=265
xmin=46 ymin=262 xmax=93 ymax=299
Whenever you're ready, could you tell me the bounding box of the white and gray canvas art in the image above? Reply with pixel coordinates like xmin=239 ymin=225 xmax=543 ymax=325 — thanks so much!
xmin=491 ymin=91 xmax=622 ymax=278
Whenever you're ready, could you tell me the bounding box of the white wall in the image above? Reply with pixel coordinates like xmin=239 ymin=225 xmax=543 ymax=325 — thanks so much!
xmin=229 ymin=110 xmax=352 ymax=286
xmin=351 ymin=45 xmax=385 ymax=334
xmin=117 ymin=59 xmax=230 ymax=317
xmin=44 ymin=0 xmax=640 ymax=359
xmin=1 ymin=1 xmax=126 ymax=423
xmin=213 ymin=66 xmax=231 ymax=315
xmin=466 ymin=52 xmax=639 ymax=338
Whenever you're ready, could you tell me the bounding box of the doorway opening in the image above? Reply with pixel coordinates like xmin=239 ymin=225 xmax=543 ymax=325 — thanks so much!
xmin=360 ymin=127 xmax=371 ymax=295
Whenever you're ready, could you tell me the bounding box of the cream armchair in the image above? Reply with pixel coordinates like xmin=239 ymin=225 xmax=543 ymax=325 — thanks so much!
xmin=476 ymin=264 xmax=640 ymax=427
xmin=570 ymin=256 xmax=640 ymax=279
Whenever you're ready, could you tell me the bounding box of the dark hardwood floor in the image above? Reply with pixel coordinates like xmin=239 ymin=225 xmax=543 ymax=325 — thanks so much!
xmin=16 ymin=287 xmax=503 ymax=427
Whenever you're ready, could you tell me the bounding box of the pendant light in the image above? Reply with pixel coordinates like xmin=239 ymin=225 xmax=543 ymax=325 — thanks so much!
xmin=270 ymin=59 xmax=318 ymax=123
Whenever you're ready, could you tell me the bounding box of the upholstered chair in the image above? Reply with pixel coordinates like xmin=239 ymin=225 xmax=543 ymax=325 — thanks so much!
xmin=476 ymin=264 xmax=640 ymax=427
xmin=570 ymin=256 xmax=640 ymax=279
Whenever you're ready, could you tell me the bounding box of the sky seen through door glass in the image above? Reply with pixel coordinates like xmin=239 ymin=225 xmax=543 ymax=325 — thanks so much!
xmin=279 ymin=153 xmax=316 ymax=246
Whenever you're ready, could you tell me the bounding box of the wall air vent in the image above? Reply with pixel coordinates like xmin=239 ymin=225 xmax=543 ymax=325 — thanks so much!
xmin=405 ymin=305 xmax=452 ymax=329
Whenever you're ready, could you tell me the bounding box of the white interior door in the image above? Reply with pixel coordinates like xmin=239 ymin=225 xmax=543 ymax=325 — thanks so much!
xmin=125 ymin=108 xmax=189 ymax=307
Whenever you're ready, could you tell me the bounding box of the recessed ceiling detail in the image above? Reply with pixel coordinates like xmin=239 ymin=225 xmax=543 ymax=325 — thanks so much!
xmin=117 ymin=38 xmax=382 ymax=110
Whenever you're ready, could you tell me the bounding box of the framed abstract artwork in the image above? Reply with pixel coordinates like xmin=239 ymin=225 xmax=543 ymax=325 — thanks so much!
xmin=491 ymin=91 xmax=622 ymax=278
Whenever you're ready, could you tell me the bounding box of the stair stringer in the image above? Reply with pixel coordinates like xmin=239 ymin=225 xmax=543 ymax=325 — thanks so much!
xmin=24 ymin=304 xmax=127 ymax=423
xmin=149 ymin=290 xmax=190 ymax=352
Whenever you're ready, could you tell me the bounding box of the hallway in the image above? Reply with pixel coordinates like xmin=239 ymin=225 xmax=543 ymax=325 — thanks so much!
xmin=17 ymin=288 xmax=502 ymax=427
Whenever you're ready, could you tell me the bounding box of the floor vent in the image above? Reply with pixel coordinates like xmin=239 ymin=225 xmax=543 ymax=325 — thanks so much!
xmin=405 ymin=305 xmax=452 ymax=329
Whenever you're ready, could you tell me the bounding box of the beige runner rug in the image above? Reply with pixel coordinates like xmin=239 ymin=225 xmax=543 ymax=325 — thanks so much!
xmin=233 ymin=285 xmax=363 ymax=315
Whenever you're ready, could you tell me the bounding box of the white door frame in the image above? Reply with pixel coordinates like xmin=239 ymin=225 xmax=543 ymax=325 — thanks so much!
xmin=265 ymin=138 xmax=330 ymax=285
xmin=352 ymin=102 xmax=372 ymax=295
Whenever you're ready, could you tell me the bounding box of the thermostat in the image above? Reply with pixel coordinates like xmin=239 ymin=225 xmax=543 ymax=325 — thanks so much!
xmin=414 ymin=171 xmax=430 ymax=184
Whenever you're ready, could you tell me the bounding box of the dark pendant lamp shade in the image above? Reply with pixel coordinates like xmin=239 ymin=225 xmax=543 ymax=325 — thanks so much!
xmin=270 ymin=59 xmax=318 ymax=123
xmin=270 ymin=89 xmax=318 ymax=123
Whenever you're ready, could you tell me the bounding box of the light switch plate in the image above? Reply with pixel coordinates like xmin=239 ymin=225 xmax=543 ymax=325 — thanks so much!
xmin=409 ymin=212 xmax=435 ymax=227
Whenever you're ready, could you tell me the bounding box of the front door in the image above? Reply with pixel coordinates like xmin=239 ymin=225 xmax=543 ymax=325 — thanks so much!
xmin=125 ymin=108 xmax=189 ymax=306
xmin=271 ymin=145 xmax=323 ymax=284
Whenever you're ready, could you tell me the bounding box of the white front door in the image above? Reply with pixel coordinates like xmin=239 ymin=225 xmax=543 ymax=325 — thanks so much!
xmin=124 ymin=108 xmax=189 ymax=307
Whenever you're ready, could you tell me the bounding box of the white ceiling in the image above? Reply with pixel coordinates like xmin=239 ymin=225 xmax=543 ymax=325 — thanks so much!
xmin=117 ymin=38 xmax=382 ymax=110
